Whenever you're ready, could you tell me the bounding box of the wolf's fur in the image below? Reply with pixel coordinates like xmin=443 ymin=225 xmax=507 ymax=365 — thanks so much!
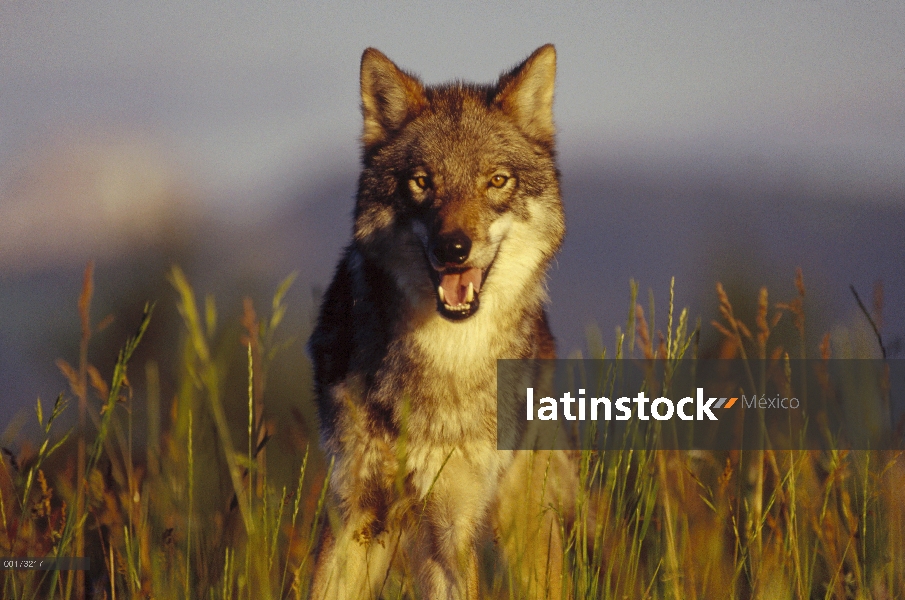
xmin=308 ymin=45 xmax=573 ymax=599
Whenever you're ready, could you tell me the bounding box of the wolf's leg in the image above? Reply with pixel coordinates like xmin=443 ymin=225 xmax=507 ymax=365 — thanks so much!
xmin=496 ymin=450 xmax=577 ymax=600
xmin=410 ymin=519 xmax=480 ymax=600
xmin=408 ymin=456 xmax=493 ymax=600
xmin=413 ymin=554 xmax=479 ymax=600
xmin=309 ymin=512 xmax=395 ymax=600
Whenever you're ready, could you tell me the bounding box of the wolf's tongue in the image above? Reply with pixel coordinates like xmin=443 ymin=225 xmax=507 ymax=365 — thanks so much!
xmin=439 ymin=268 xmax=482 ymax=306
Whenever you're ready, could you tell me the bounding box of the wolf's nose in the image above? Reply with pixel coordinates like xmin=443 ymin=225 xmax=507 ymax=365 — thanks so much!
xmin=434 ymin=231 xmax=472 ymax=265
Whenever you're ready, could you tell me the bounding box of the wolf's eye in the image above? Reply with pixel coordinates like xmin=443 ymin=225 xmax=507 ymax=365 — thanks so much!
xmin=411 ymin=175 xmax=430 ymax=191
xmin=489 ymin=174 xmax=509 ymax=188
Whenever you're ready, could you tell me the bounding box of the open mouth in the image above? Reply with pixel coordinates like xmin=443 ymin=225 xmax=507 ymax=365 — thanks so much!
xmin=432 ymin=267 xmax=483 ymax=320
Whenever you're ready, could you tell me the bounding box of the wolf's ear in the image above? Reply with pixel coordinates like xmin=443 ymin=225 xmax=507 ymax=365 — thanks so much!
xmin=360 ymin=48 xmax=427 ymax=149
xmin=494 ymin=44 xmax=557 ymax=144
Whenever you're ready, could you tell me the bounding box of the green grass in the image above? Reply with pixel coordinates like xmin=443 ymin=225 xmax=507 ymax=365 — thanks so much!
xmin=1 ymin=266 xmax=902 ymax=599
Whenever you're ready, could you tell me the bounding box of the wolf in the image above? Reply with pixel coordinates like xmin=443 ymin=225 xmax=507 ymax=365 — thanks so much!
xmin=307 ymin=44 xmax=574 ymax=599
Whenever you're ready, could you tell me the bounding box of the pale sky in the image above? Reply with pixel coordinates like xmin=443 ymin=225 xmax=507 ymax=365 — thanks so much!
xmin=2 ymin=2 xmax=903 ymax=205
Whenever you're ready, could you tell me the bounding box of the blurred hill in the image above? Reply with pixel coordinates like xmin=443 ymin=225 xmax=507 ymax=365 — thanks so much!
xmin=1 ymin=144 xmax=903 ymax=434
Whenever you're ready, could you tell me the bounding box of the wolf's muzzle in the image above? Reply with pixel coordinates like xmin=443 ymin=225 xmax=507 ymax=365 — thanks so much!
xmin=429 ymin=231 xmax=484 ymax=321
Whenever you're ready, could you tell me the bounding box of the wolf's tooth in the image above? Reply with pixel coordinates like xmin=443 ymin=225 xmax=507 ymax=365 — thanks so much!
xmin=438 ymin=286 xmax=445 ymax=303
xmin=465 ymin=282 xmax=474 ymax=304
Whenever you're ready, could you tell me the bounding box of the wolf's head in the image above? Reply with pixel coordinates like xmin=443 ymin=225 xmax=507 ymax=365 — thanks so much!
xmin=353 ymin=45 xmax=564 ymax=322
